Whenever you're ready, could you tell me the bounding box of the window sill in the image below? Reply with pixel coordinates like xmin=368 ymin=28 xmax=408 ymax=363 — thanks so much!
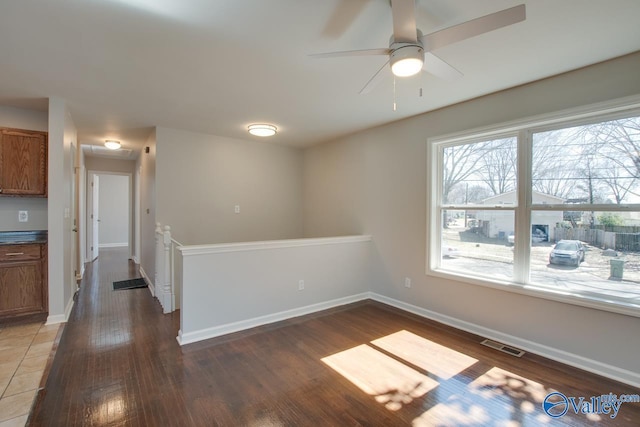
xmin=427 ymin=267 xmax=640 ymax=318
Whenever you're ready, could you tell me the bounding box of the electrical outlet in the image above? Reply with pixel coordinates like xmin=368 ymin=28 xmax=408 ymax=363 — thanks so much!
xmin=234 ymin=205 xmax=240 ymax=214
xmin=18 ymin=211 xmax=28 ymax=222
xmin=298 ymin=280 xmax=305 ymax=290
xmin=404 ymin=277 xmax=411 ymax=288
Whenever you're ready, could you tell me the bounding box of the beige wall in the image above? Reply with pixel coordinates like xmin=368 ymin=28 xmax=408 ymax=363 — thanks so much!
xmin=47 ymin=97 xmax=77 ymax=322
xmin=85 ymin=156 xmax=135 ymax=174
xmin=302 ymin=52 xmax=640 ymax=375
xmin=0 ymin=105 xmax=47 ymax=131
xmin=138 ymin=130 xmax=156 ymax=285
xmin=0 ymin=105 xmax=48 ymax=231
xmin=85 ymin=157 xmax=136 ymax=254
xmin=156 ymin=127 xmax=303 ymax=245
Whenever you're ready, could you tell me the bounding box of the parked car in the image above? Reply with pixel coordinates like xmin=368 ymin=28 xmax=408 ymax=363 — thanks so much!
xmin=442 ymin=245 xmax=460 ymax=258
xmin=507 ymin=232 xmax=546 ymax=245
xmin=549 ymin=240 xmax=585 ymax=266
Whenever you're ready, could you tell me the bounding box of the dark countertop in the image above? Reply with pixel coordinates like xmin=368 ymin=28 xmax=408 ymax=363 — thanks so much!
xmin=0 ymin=230 xmax=48 ymax=245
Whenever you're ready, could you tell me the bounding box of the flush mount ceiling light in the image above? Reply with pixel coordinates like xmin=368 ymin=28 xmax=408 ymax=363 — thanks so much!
xmin=104 ymin=140 xmax=121 ymax=150
xmin=390 ymin=45 xmax=424 ymax=77
xmin=248 ymin=124 xmax=277 ymax=137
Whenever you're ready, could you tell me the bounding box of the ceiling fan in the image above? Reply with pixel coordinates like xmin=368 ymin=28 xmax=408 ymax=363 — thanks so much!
xmin=312 ymin=1 xmax=526 ymax=94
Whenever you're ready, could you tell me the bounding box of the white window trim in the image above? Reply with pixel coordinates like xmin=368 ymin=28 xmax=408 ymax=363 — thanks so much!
xmin=427 ymin=94 xmax=640 ymax=318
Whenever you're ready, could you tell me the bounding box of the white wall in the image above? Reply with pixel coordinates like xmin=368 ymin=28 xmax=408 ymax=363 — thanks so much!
xmin=155 ymin=127 xmax=303 ymax=245
xmin=302 ymin=53 xmax=640 ymax=380
xmin=178 ymin=236 xmax=373 ymax=345
xmin=138 ymin=129 xmax=156 ymax=286
xmin=84 ymin=157 xmax=136 ymax=257
xmin=96 ymin=174 xmax=129 ymax=247
xmin=0 ymin=105 xmax=48 ymax=231
xmin=47 ymin=97 xmax=77 ymax=323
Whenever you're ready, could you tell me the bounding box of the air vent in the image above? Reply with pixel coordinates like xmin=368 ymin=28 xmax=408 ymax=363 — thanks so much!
xmin=481 ymin=339 xmax=525 ymax=357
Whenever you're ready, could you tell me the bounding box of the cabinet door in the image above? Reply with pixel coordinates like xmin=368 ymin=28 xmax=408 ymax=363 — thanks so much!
xmin=0 ymin=261 xmax=44 ymax=316
xmin=0 ymin=128 xmax=47 ymax=196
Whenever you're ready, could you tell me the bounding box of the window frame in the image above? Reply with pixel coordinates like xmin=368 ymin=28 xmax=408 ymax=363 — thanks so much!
xmin=427 ymin=95 xmax=640 ymax=317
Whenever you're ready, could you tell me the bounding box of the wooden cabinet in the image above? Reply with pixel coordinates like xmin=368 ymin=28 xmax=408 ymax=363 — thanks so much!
xmin=0 ymin=244 xmax=48 ymax=319
xmin=0 ymin=127 xmax=48 ymax=197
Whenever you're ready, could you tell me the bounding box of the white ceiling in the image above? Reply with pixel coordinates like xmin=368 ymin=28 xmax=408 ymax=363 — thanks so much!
xmin=0 ymin=0 xmax=639 ymax=150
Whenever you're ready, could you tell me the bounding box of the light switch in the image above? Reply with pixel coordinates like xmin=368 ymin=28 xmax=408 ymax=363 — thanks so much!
xmin=234 ymin=205 xmax=240 ymax=214
xmin=18 ymin=211 xmax=28 ymax=222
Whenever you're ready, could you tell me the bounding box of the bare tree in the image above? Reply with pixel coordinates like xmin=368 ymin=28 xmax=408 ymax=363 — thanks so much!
xmin=572 ymin=117 xmax=640 ymax=203
xmin=442 ymin=143 xmax=486 ymax=204
xmin=599 ymin=166 xmax=636 ymax=204
xmin=447 ymin=183 xmax=492 ymax=204
xmin=477 ymin=138 xmax=517 ymax=195
xmin=531 ymin=131 xmax=575 ymax=199
xmin=590 ymin=117 xmax=640 ymax=178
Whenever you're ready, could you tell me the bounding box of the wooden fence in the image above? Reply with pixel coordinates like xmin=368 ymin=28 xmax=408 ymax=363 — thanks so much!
xmin=554 ymin=227 xmax=639 ymax=252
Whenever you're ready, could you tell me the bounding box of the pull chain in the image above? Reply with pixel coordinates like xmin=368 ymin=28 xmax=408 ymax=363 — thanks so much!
xmin=393 ymin=76 xmax=397 ymax=111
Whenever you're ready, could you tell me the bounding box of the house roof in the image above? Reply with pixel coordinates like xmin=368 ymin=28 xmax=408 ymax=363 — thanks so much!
xmin=482 ymin=190 xmax=564 ymax=204
xmin=0 ymin=1 xmax=639 ymax=149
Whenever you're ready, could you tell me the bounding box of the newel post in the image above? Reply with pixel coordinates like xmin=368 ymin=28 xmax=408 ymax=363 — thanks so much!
xmin=162 ymin=226 xmax=173 ymax=314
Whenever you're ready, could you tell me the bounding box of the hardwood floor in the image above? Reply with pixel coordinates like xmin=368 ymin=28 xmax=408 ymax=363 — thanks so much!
xmin=29 ymin=248 xmax=640 ymax=426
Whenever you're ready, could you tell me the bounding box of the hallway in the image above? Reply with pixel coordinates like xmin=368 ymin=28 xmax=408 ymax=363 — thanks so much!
xmin=27 ymin=248 xmax=640 ymax=426
xmin=29 ymin=248 xmax=186 ymax=426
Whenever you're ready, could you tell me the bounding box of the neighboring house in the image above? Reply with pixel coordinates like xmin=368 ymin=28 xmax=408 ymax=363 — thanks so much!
xmin=476 ymin=191 xmax=564 ymax=241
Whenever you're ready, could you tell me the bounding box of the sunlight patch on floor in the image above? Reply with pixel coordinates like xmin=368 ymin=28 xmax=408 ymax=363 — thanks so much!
xmin=371 ymin=330 xmax=478 ymax=380
xmin=414 ymin=367 xmax=551 ymax=426
xmin=322 ymin=344 xmax=438 ymax=411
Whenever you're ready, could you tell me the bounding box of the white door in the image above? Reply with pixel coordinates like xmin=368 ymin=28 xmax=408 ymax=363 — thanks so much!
xmin=71 ymin=144 xmax=78 ymax=284
xmin=91 ymin=175 xmax=100 ymax=260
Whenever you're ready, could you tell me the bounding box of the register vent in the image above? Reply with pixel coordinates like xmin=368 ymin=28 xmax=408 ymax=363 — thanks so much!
xmin=481 ymin=339 xmax=525 ymax=357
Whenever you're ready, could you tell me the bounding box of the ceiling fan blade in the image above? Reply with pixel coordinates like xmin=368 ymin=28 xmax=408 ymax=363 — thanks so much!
xmin=310 ymin=48 xmax=390 ymax=59
xmin=391 ymin=0 xmax=418 ymax=42
xmin=423 ymin=52 xmax=463 ymax=81
xmin=359 ymin=60 xmax=390 ymax=95
xmin=420 ymin=4 xmax=526 ymax=51
xmin=322 ymin=0 xmax=371 ymax=39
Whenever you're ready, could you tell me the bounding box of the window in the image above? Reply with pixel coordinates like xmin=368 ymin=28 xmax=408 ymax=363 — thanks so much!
xmin=428 ymin=98 xmax=640 ymax=316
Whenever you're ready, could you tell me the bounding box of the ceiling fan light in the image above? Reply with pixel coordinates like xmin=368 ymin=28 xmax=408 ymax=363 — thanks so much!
xmin=104 ymin=140 xmax=121 ymax=150
xmin=248 ymin=124 xmax=277 ymax=137
xmin=390 ymin=45 xmax=424 ymax=77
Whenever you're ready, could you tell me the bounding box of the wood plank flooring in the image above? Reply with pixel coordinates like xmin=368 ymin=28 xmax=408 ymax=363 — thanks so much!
xmin=28 ymin=248 xmax=640 ymax=426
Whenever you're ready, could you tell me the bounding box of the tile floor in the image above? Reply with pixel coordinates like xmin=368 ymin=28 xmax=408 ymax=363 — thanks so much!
xmin=0 ymin=322 xmax=60 ymax=427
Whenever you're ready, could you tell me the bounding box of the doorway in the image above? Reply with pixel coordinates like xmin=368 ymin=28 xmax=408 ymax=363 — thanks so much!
xmin=86 ymin=171 xmax=133 ymax=261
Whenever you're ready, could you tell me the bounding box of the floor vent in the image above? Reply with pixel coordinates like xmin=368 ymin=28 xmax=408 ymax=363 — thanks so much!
xmin=481 ymin=339 xmax=525 ymax=357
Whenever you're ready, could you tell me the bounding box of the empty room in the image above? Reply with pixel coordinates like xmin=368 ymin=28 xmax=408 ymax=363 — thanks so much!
xmin=0 ymin=1 xmax=639 ymax=426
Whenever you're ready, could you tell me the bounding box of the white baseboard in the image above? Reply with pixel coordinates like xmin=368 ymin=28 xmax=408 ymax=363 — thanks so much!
xmin=99 ymin=243 xmax=128 ymax=248
xmin=369 ymin=293 xmax=640 ymax=389
xmin=45 ymin=295 xmax=76 ymax=325
xmin=64 ymin=297 xmax=75 ymax=321
xmin=177 ymin=292 xmax=371 ymax=346
xmin=46 ymin=314 xmax=66 ymax=325
xmin=171 ymin=287 xmax=640 ymax=387
xmin=139 ymin=266 xmax=155 ymax=297
xmin=132 ymin=255 xmax=140 ymax=264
